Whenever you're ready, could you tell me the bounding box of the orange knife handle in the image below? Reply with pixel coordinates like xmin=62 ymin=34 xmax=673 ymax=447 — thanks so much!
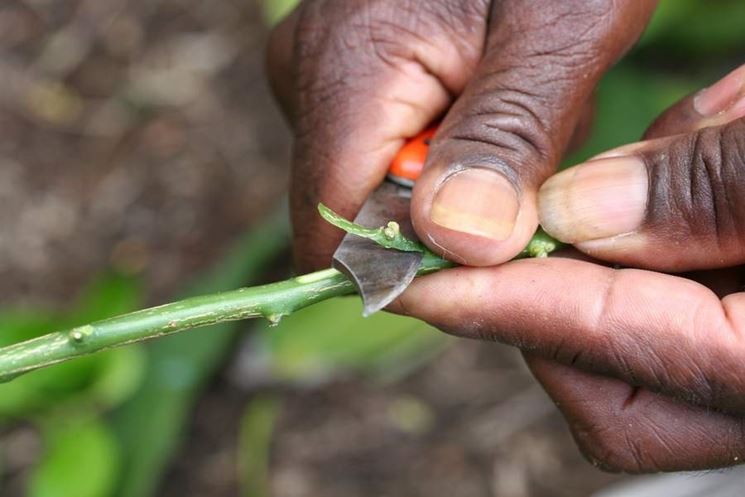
xmin=387 ymin=127 xmax=437 ymax=186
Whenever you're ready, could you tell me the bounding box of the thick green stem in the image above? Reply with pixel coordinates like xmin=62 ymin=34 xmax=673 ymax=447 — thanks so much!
xmin=0 ymin=256 xmax=453 ymax=383
xmin=0 ymin=207 xmax=560 ymax=383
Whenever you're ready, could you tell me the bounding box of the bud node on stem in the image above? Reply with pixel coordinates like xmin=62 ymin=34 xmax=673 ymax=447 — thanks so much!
xmin=68 ymin=325 xmax=94 ymax=344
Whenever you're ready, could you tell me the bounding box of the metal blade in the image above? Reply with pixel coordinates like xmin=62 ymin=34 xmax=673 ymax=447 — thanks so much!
xmin=332 ymin=181 xmax=422 ymax=316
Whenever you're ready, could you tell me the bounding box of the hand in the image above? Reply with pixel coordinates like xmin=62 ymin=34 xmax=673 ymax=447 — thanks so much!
xmin=394 ymin=64 xmax=745 ymax=473
xmin=267 ymin=0 xmax=657 ymax=270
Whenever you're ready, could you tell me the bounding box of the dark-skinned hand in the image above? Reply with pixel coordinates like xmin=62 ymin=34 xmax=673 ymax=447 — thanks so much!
xmin=267 ymin=0 xmax=745 ymax=472
xmin=396 ymin=67 xmax=745 ymax=472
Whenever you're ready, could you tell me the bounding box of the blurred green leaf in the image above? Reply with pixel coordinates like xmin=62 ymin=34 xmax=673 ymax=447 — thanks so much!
xmin=0 ymin=273 xmax=144 ymax=419
xmin=112 ymin=210 xmax=290 ymax=497
xmin=29 ymin=417 xmax=120 ymax=497
xmin=239 ymin=395 xmax=281 ymax=497
xmin=0 ymin=347 xmax=145 ymax=419
xmin=564 ymin=63 xmax=699 ymax=167
xmin=638 ymin=0 xmax=745 ymax=55
xmin=66 ymin=272 xmax=142 ymax=326
xmin=88 ymin=346 xmax=147 ymax=409
xmin=0 ymin=311 xmax=56 ymax=348
xmin=0 ymin=313 xmax=59 ymax=418
xmin=637 ymin=0 xmax=696 ymax=47
xmin=260 ymin=296 xmax=447 ymax=381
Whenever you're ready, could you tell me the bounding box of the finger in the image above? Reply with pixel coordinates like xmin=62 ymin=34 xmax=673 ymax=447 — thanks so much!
xmin=267 ymin=0 xmax=490 ymax=271
xmin=539 ymin=64 xmax=745 ymax=271
xmin=410 ymin=0 xmax=658 ymax=266
xmin=393 ymin=257 xmax=745 ymax=414
xmin=526 ymin=356 xmax=745 ymax=472
xmin=642 ymin=66 xmax=745 ymax=139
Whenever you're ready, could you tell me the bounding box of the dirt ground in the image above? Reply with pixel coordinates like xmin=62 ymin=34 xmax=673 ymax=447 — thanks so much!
xmin=164 ymin=340 xmax=624 ymax=497
xmin=0 ymin=0 xmax=290 ymax=307
xmin=1 ymin=1 xmax=628 ymax=496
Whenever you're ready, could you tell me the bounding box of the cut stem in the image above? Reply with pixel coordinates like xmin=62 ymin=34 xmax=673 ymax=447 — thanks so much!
xmin=0 ymin=206 xmax=560 ymax=383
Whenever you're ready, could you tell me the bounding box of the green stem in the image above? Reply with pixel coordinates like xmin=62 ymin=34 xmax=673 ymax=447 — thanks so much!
xmin=0 ymin=257 xmax=453 ymax=383
xmin=518 ymin=227 xmax=560 ymax=258
xmin=0 ymin=207 xmax=560 ymax=383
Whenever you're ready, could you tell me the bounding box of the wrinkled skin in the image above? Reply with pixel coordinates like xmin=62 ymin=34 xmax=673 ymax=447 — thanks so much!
xmin=268 ymin=0 xmax=745 ymax=472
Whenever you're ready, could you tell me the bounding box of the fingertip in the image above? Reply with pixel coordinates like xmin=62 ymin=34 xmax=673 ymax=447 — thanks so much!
xmin=646 ymin=64 xmax=745 ymax=139
xmin=537 ymin=157 xmax=648 ymax=245
xmin=411 ymin=165 xmax=539 ymax=266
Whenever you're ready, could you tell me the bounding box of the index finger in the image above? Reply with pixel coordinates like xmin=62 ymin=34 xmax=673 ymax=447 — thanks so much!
xmin=394 ymin=257 xmax=745 ymax=414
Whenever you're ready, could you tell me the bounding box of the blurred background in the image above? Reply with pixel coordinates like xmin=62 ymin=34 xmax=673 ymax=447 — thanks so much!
xmin=0 ymin=1 xmax=744 ymax=496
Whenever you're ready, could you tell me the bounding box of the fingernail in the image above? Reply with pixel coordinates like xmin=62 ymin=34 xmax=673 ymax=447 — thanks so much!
xmin=539 ymin=157 xmax=648 ymax=243
xmin=694 ymin=65 xmax=745 ymax=117
xmin=430 ymin=168 xmax=519 ymax=240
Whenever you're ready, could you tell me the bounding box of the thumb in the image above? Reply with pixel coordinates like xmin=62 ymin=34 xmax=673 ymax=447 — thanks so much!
xmin=539 ymin=64 xmax=745 ymax=271
xmin=410 ymin=0 xmax=656 ymax=266
xmin=267 ymin=0 xmax=489 ymax=271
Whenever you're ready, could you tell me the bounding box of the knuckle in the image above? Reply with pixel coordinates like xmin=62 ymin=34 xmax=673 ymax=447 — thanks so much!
xmin=465 ymin=90 xmax=551 ymax=155
xmin=290 ymin=0 xmax=462 ymax=122
xmin=421 ymin=0 xmax=490 ymax=51
xmin=440 ymin=0 xmax=637 ymax=182
xmin=289 ymin=0 xmax=491 ymax=145
xmin=293 ymin=0 xmax=485 ymax=78
xmin=644 ymin=120 xmax=745 ymax=248
xmin=441 ymin=88 xmax=555 ymax=183
xmin=442 ymin=0 xmax=655 ymax=178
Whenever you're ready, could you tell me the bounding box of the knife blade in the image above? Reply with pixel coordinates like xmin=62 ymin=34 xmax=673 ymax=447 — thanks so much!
xmin=331 ymin=128 xmax=435 ymax=316
xmin=332 ymin=182 xmax=422 ymax=316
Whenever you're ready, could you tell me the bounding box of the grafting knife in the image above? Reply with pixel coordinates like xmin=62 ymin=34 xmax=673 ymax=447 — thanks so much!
xmin=332 ymin=128 xmax=436 ymax=316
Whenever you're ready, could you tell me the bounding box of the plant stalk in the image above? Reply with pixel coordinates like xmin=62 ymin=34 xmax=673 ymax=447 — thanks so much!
xmin=0 ymin=253 xmax=452 ymax=383
xmin=0 ymin=206 xmax=561 ymax=383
